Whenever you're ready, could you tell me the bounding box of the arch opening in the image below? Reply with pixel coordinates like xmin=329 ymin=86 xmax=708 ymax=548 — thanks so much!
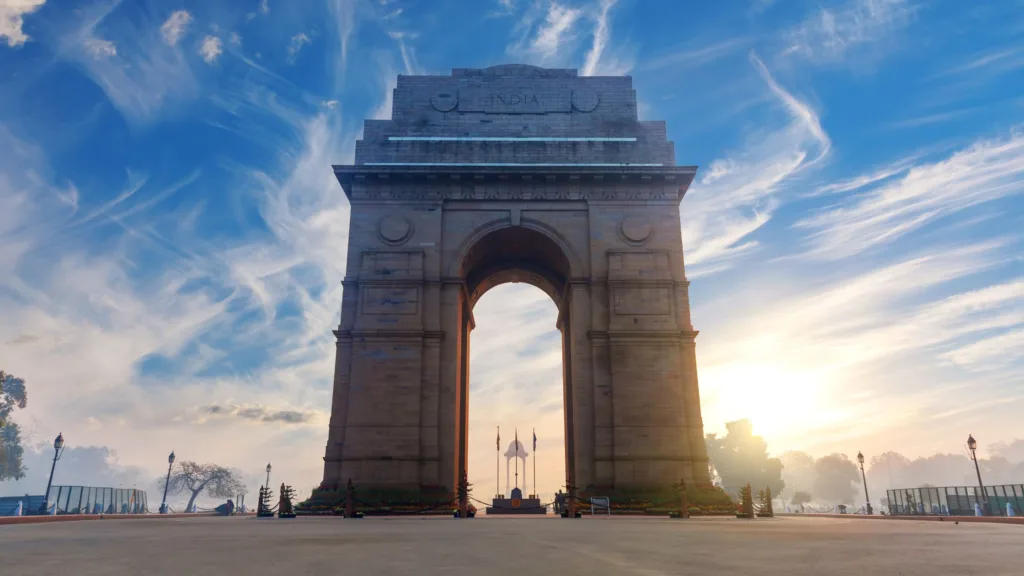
xmin=460 ymin=225 xmax=573 ymax=314
xmin=457 ymin=225 xmax=577 ymax=511
xmin=467 ymin=284 xmax=567 ymax=507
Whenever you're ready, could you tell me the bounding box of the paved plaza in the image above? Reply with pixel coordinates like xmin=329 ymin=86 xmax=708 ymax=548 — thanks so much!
xmin=2 ymin=515 xmax=1021 ymax=575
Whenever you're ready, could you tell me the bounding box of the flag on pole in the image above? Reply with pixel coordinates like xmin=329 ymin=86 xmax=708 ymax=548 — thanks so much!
xmin=497 ymin=426 xmax=500 ymax=451
xmin=533 ymin=429 xmax=537 ymax=451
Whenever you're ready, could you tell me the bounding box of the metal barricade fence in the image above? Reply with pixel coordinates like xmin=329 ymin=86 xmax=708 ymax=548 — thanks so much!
xmin=886 ymin=484 xmax=1024 ymax=517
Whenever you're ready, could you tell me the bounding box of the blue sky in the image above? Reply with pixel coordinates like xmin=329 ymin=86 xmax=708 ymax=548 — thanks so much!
xmin=1 ymin=0 xmax=1022 ymax=504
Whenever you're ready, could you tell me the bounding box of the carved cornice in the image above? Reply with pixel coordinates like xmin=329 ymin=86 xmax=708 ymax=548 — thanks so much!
xmin=333 ymin=165 xmax=697 ymax=203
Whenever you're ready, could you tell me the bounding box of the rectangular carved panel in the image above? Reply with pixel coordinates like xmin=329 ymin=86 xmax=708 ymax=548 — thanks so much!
xmin=458 ymin=88 xmax=571 ymax=114
xmin=360 ymin=252 xmax=424 ymax=280
xmin=613 ymin=287 xmax=671 ymax=315
xmin=361 ymin=287 xmax=419 ymax=315
xmin=608 ymin=252 xmax=671 ymax=281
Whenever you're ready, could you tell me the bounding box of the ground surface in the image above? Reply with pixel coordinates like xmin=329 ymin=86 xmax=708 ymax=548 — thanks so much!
xmin=1 ymin=515 xmax=1020 ymax=575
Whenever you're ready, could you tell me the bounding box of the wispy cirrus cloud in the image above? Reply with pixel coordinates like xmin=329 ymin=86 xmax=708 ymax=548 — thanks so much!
xmin=580 ymin=0 xmax=631 ymax=76
xmin=59 ymin=3 xmax=199 ymax=125
xmin=0 ymin=44 xmax=357 ymax=489
xmin=682 ymin=52 xmax=830 ymax=275
xmin=507 ymin=1 xmax=583 ymax=63
xmin=782 ymin=0 xmax=915 ymax=64
xmin=929 ymin=46 xmax=1024 ymax=80
xmin=698 ymin=238 xmax=1021 ymax=452
xmin=795 ymin=130 xmax=1024 ymax=259
xmin=887 ymin=107 xmax=979 ymax=129
xmin=642 ymin=37 xmax=750 ymax=72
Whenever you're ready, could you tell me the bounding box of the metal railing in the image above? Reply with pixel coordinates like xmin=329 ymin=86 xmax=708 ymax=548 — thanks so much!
xmin=43 ymin=486 xmax=149 ymax=515
xmin=887 ymin=484 xmax=1023 ymax=517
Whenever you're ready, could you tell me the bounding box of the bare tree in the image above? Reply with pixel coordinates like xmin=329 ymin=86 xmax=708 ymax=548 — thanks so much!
xmin=158 ymin=461 xmax=246 ymax=512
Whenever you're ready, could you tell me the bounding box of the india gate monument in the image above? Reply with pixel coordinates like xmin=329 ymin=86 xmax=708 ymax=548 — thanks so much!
xmin=315 ymin=64 xmax=712 ymax=506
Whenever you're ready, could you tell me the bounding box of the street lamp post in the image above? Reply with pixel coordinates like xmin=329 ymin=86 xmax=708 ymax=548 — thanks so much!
xmin=265 ymin=463 xmax=272 ymax=490
xmin=967 ymin=434 xmax=987 ymax=515
xmin=41 ymin=432 xmax=65 ymax=515
xmin=857 ymin=451 xmax=872 ymax=515
xmin=160 ymin=451 xmax=175 ymax=514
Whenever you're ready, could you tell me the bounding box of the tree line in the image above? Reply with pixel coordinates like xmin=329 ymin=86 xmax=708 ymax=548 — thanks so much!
xmin=707 ymin=418 xmax=1024 ymax=507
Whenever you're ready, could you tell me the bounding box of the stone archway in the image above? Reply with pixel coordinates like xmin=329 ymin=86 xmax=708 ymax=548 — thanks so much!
xmin=454 ymin=224 xmax=578 ymax=500
xmin=317 ymin=64 xmax=712 ymax=504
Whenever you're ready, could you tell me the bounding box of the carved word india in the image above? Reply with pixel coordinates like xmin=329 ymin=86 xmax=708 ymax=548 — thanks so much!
xmin=490 ymin=93 xmax=540 ymax=106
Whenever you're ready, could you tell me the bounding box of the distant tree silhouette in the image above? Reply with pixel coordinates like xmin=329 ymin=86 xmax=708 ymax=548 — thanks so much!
xmin=705 ymin=419 xmax=784 ymax=497
xmin=790 ymin=490 xmax=812 ymax=506
xmin=813 ymin=453 xmax=860 ymax=505
xmin=0 ymin=370 xmax=28 ymax=481
xmin=158 ymin=461 xmax=246 ymax=512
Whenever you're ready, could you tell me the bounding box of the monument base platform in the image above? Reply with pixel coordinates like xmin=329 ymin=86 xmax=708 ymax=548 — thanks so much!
xmin=486 ymin=497 xmax=547 ymax=515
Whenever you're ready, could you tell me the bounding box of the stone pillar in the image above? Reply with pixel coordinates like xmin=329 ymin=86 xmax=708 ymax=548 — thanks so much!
xmin=680 ymin=334 xmax=711 ymax=485
xmin=567 ymin=283 xmax=595 ymax=491
xmin=437 ymin=281 xmax=465 ymax=494
xmin=322 ymin=278 xmax=359 ymax=488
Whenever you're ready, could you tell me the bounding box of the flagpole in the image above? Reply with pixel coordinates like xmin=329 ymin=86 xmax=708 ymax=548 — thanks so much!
xmin=533 ymin=428 xmax=537 ymax=499
xmin=496 ymin=426 xmax=500 ymax=498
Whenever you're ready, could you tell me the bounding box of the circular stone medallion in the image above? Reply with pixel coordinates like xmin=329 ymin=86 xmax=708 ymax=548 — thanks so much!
xmin=620 ymin=215 xmax=653 ymax=245
xmin=572 ymin=89 xmax=599 ymax=113
xmin=379 ymin=215 xmax=412 ymax=245
xmin=430 ymin=91 xmax=458 ymax=112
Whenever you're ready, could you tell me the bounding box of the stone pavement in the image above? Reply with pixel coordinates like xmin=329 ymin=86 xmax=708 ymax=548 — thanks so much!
xmin=1 ymin=515 xmax=1020 ymax=575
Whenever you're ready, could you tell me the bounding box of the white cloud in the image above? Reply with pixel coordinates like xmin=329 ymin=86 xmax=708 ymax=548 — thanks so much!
xmin=581 ymin=0 xmax=631 ymax=76
xmin=84 ymin=36 xmax=116 ymax=58
xmin=696 ymin=240 xmax=1021 ymax=454
xmin=260 ymin=0 xmax=270 ymax=14
xmin=795 ymin=130 xmax=1024 ymax=259
xmin=784 ymin=0 xmax=914 ymax=64
xmin=160 ymin=10 xmax=191 ymax=46
xmin=229 ymin=31 xmax=241 ymax=46
xmin=512 ymin=1 xmax=582 ymax=62
xmin=329 ymin=0 xmax=357 ymax=90
xmin=682 ymin=52 xmax=830 ymax=274
xmin=287 ymin=32 xmax=311 ymax=61
xmin=199 ymin=35 xmax=222 ymax=64
xmin=59 ymin=4 xmax=200 ymax=125
xmin=0 ymin=0 xmax=45 ymax=47
xmin=0 ymin=75 xmax=358 ymax=497
xmin=930 ymin=46 xmax=1024 ymax=79
xmin=643 ymin=38 xmax=750 ymax=72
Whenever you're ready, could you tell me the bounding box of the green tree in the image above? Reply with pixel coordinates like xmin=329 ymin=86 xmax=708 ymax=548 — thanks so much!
xmin=791 ymin=490 xmax=812 ymax=506
xmin=0 ymin=370 xmax=29 ymax=481
xmin=705 ymin=419 xmax=784 ymax=497
xmin=813 ymin=453 xmax=861 ymax=504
